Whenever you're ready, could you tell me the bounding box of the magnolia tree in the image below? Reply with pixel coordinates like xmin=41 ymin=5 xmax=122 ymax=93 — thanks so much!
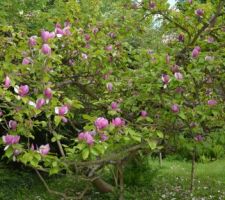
xmin=0 ymin=0 xmax=224 ymax=198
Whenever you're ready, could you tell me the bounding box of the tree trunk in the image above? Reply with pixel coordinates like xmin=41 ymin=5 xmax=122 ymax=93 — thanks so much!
xmin=159 ymin=152 xmax=162 ymax=167
xmin=92 ymin=177 xmax=114 ymax=193
xmin=190 ymin=149 xmax=196 ymax=192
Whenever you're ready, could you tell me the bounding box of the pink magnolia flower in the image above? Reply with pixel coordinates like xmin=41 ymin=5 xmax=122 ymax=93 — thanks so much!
xmin=205 ymin=56 xmax=214 ymax=61
xmin=207 ymin=37 xmax=214 ymax=43
xmin=41 ymin=31 xmax=51 ymax=42
xmin=171 ymin=104 xmax=180 ymax=113
xmin=192 ymin=47 xmax=200 ymax=58
xmin=4 ymin=76 xmax=11 ymax=89
xmin=63 ymin=26 xmax=71 ymax=36
xmin=111 ymin=102 xmax=118 ymax=110
xmin=18 ymin=85 xmax=29 ymax=97
xmin=2 ymin=134 xmax=20 ymax=145
xmin=100 ymin=134 xmax=108 ymax=142
xmin=178 ymin=34 xmax=184 ymax=42
xmin=81 ymin=53 xmax=88 ymax=60
xmin=105 ymin=45 xmax=113 ymax=51
xmin=28 ymin=36 xmax=37 ymax=47
xmin=41 ymin=44 xmax=51 ymax=55
xmin=13 ymin=149 xmax=21 ymax=156
xmin=55 ymin=105 xmax=69 ymax=116
xmin=171 ymin=65 xmax=180 ymax=73
xmin=9 ymin=120 xmax=17 ymax=130
xmin=22 ymin=57 xmax=31 ymax=65
xmin=55 ymin=27 xmax=64 ymax=37
xmin=78 ymin=132 xmax=94 ymax=145
xmin=106 ymin=82 xmax=113 ymax=92
xmin=39 ymin=144 xmax=50 ymax=155
xmin=44 ymin=88 xmax=53 ymax=99
xmin=84 ymin=34 xmax=91 ymax=41
xmin=174 ymin=72 xmax=183 ymax=80
xmin=36 ymin=98 xmax=45 ymax=109
xmin=61 ymin=116 xmax=68 ymax=123
xmin=92 ymin=27 xmax=99 ymax=34
xmin=207 ymin=99 xmax=217 ymax=106
xmin=161 ymin=74 xmax=170 ymax=85
xmin=195 ymin=9 xmax=204 ymax=17
xmin=95 ymin=117 xmax=109 ymax=130
xmin=194 ymin=135 xmax=203 ymax=142
xmin=141 ymin=110 xmax=148 ymax=117
xmin=149 ymin=1 xmax=156 ymax=9
xmin=108 ymin=32 xmax=116 ymax=39
xmin=112 ymin=117 xmax=125 ymax=127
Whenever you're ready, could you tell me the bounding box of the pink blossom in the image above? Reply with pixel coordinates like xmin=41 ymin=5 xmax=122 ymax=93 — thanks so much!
xmin=39 ymin=144 xmax=50 ymax=155
xmin=106 ymin=83 xmax=113 ymax=92
xmin=2 ymin=134 xmax=20 ymax=145
xmin=192 ymin=47 xmax=200 ymax=58
xmin=55 ymin=27 xmax=64 ymax=37
xmin=13 ymin=149 xmax=21 ymax=156
xmin=84 ymin=34 xmax=91 ymax=41
xmin=100 ymin=134 xmax=108 ymax=142
xmin=161 ymin=74 xmax=170 ymax=85
xmin=55 ymin=105 xmax=69 ymax=116
xmin=44 ymin=88 xmax=53 ymax=99
xmin=63 ymin=26 xmax=71 ymax=36
xmin=171 ymin=65 xmax=180 ymax=73
xmin=207 ymin=37 xmax=214 ymax=43
xmin=195 ymin=9 xmax=204 ymax=17
xmin=205 ymin=56 xmax=214 ymax=61
xmin=194 ymin=135 xmax=203 ymax=142
xmin=105 ymin=45 xmax=113 ymax=51
xmin=41 ymin=44 xmax=51 ymax=55
xmin=111 ymin=102 xmax=118 ymax=110
xmin=41 ymin=30 xmax=52 ymax=42
xmin=9 ymin=120 xmax=17 ymax=130
xmin=61 ymin=116 xmax=68 ymax=123
xmin=36 ymin=98 xmax=45 ymax=109
xmin=95 ymin=117 xmax=109 ymax=130
xmin=112 ymin=117 xmax=125 ymax=127
xmin=171 ymin=104 xmax=180 ymax=113
xmin=18 ymin=85 xmax=29 ymax=97
xmin=174 ymin=72 xmax=183 ymax=80
xmin=22 ymin=57 xmax=31 ymax=65
xmin=4 ymin=76 xmax=11 ymax=89
xmin=207 ymin=99 xmax=217 ymax=106
xmin=178 ymin=34 xmax=184 ymax=42
xmin=108 ymin=32 xmax=116 ymax=39
xmin=92 ymin=27 xmax=99 ymax=34
xmin=81 ymin=53 xmax=88 ymax=60
xmin=141 ymin=110 xmax=148 ymax=117
xmin=149 ymin=1 xmax=156 ymax=9
xmin=28 ymin=36 xmax=37 ymax=47
xmin=188 ymin=0 xmax=192 ymax=4
xmin=78 ymin=132 xmax=94 ymax=145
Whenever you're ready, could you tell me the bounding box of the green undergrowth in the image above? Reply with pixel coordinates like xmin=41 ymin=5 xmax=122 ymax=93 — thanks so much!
xmin=0 ymin=158 xmax=225 ymax=200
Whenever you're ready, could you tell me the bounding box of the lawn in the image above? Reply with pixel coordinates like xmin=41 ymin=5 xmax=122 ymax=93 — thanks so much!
xmin=0 ymin=158 xmax=224 ymax=200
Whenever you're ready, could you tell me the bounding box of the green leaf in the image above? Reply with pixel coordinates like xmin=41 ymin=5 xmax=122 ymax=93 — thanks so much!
xmin=54 ymin=116 xmax=61 ymax=126
xmin=156 ymin=131 xmax=164 ymax=138
xmin=82 ymin=148 xmax=90 ymax=160
xmin=147 ymin=140 xmax=157 ymax=150
xmin=5 ymin=146 xmax=13 ymax=158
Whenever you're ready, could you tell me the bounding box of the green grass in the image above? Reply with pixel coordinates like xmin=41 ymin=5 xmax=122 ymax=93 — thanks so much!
xmin=0 ymin=159 xmax=224 ymax=200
